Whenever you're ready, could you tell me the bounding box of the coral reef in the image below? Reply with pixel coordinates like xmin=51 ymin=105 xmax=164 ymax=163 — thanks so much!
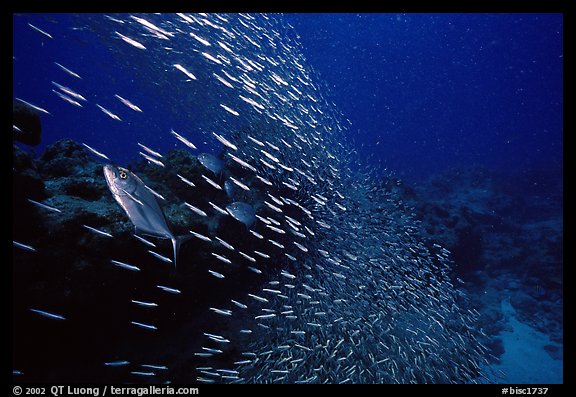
xmin=13 ymin=139 xmax=319 ymax=382
xmin=13 ymin=99 xmax=42 ymax=146
xmin=405 ymin=166 xmax=563 ymax=350
xmin=14 ymin=139 xmax=561 ymax=383
xmin=13 ymin=139 xmax=489 ymax=383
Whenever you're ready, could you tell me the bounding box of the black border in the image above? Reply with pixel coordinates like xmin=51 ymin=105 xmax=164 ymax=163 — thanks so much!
xmin=7 ymin=1 xmax=572 ymax=390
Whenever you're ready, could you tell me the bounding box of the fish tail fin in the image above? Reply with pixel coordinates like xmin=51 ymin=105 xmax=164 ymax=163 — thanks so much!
xmin=171 ymin=234 xmax=193 ymax=269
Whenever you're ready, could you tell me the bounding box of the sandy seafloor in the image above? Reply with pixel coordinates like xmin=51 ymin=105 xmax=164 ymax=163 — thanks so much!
xmin=483 ymin=299 xmax=562 ymax=384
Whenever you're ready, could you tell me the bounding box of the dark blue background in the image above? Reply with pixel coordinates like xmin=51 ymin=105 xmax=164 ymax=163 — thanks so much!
xmin=285 ymin=13 xmax=563 ymax=181
xmin=14 ymin=14 xmax=563 ymax=183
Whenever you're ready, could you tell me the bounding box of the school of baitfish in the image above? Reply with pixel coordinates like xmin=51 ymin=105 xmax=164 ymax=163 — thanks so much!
xmin=13 ymin=13 xmax=490 ymax=383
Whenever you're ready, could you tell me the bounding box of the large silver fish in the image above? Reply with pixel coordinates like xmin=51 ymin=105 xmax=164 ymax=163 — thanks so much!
xmin=226 ymin=202 xmax=256 ymax=227
xmin=197 ymin=153 xmax=224 ymax=174
xmin=103 ymin=164 xmax=190 ymax=268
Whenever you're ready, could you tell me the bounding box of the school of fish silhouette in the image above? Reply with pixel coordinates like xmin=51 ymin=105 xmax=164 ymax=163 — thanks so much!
xmin=13 ymin=13 xmax=491 ymax=383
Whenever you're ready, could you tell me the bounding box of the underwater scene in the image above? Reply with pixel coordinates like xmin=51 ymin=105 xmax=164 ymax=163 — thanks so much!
xmin=12 ymin=13 xmax=563 ymax=384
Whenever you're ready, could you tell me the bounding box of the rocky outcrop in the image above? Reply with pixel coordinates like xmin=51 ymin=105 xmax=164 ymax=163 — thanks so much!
xmin=406 ymin=166 xmax=563 ymax=344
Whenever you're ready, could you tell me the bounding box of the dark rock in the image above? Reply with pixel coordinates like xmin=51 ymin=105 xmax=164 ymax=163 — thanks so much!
xmin=487 ymin=338 xmax=505 ymax=360
xmin=13 ymin=100 xmax=42 ymax=146
xmin=13 ymin=145 xmax=46 ymax=202
xmin=13 ymin=146 xmax=47 ymax=244
xmin=451 ymin=227 xmax=483 ymax=273
xmin=403 ymin=165 xmax=563 ymax=351
xmin=39 ymin=139 xmax=94 ymax=178
xmin=13 ymin=138 xmax=276 ymax=320
xmin=543 ymin=344 xmax=562 ymax=361
xmin=407 ymin=165 xmax=562 ymax=275
xmin=45 ymin=174 xmax=107 ymax=201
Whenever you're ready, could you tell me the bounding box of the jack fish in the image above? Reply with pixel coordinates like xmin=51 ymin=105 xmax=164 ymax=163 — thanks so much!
xmin=103 ymin=165 xmax=190 ymax=268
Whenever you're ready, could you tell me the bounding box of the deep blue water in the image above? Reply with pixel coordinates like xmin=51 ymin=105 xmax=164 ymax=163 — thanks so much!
xmin=285 ymin=13 xmax=563 ymax=182
xmin=14 ymin=13 xmax=563 ymax=183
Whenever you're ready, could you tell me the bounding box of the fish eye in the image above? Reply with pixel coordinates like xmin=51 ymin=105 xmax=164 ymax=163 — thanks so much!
xmin=119 ymin=170 xmax=127 ymax=179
